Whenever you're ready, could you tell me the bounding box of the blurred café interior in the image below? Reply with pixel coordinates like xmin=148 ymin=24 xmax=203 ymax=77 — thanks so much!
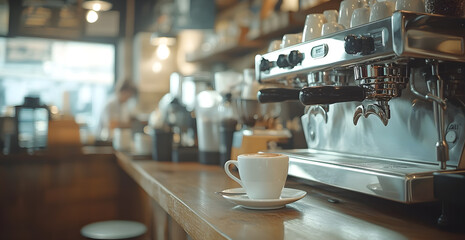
xmin=1 ymin=0 xmax=465 ymax=239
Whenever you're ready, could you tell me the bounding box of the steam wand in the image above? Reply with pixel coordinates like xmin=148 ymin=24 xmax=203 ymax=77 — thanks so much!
xmin=409 ymin=60 xmax=449 ymax=169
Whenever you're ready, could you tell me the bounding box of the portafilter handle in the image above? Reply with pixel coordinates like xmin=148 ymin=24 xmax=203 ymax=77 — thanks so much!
xmin=299 ymin=86 xmax=365 ymax=105
xmin=257 ymin=88 xmax=301 ymax=103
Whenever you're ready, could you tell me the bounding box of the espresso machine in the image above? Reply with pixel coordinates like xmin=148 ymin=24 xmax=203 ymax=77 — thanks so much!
xmin=255 ymin=11 xmax=465 ymax=204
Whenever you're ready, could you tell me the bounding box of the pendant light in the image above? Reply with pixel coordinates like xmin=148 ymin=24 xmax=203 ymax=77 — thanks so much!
xmin=82 ymin=0 xmax=112 ymax=23
xmin=82 ymin=0 xmax=113 ymax=12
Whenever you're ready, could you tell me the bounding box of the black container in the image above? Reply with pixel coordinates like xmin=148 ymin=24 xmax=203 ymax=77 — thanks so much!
xmin=14 ymin=97 xmax=50 ymax=153
xmin=219 ymin=119 xmax=237 ymax=167
xmin=151 ymin=129 xmax=173 ymax=161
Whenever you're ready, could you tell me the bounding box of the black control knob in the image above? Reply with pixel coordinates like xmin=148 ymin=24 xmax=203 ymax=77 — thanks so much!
xmin=361 ymin=36 xmax=375 ymax=55
xmin=276 ymin=54 xmax=290 ymax=68
xmin=344 ymin=35 xmax=375 ymax=55
xmin=344 ymin=35 xmax=361 ymax=54
xmin=288 ymin=50 xmax=304 ymax=67
xmin=259 ymin=58 xmax=272 ymax=71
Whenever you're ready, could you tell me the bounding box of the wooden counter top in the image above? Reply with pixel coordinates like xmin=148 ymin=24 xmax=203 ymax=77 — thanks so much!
xmin=116 ymin=152 xmax=465 ymax=240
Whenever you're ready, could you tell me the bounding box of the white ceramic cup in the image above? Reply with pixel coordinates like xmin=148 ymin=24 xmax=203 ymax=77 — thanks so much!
xmin=281 ymin=33 xmax=302 ymax=48
xmin=268 ymin=40 xmax=282 ymax=52
xmin=395 ymin=0 xmax=425 ymax=12
xmin=338 ymin=0 xmax=365 ymax=28
xmin=369 ymin=0 xmax=395 ymax=22
xmin=134 ymin=132 xmax=152 ymax=155
xmin=224 ymin=153 xmax=289 ymax=199
xmin=350 ymin=6 xmax=371 ymax=27
xmin=302 ymin=14 xmax=326 ymax=42
xmin=323 ymin=10 xmax=339 ymax=23
xmin=113 ymin=128 xmax=132 ymax=151
xmin=321 ymin=22 xmax=345 ymax=36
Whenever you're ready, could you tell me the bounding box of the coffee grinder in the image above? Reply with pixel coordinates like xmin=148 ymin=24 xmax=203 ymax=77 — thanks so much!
xmin=214 ymin=71 xmax=243 ymax=166
xmin=230 ymin=69 xmax=292 ymax=159
xmin=168 ymin=73 xmax=212 ymax=162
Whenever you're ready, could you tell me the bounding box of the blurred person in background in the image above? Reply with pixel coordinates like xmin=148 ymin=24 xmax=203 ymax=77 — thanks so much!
xmin=97 ymin=78 xmax=138 ymax=141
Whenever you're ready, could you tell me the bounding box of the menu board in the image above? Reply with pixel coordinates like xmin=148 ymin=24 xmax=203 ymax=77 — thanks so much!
xmin=16 ymin=4 xmax=84 ymax=40
xmin=8 ymin=0 xmax=121 ymax=42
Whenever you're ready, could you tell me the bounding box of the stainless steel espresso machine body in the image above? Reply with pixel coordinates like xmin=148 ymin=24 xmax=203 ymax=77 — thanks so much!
xmin=255 ymin=11 xmax=465 ymax=203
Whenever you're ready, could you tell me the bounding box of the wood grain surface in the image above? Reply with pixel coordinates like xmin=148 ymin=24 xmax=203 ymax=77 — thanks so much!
xmin=116 ymin=152 xmax=465 ymax=240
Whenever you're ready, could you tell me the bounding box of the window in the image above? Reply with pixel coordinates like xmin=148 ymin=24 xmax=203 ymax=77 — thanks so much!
xmin=0 ymin=37 xmax=115 ymax=135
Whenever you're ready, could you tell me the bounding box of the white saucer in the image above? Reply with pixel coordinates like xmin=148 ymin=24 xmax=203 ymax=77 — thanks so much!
xmin=221 ymin=188 xmax=307 ymax=210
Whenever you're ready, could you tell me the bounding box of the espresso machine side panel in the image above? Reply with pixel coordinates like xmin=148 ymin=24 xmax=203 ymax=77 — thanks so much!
xmin=392 ymin=11 xmax=465 ymax=61
xmin=301 ymin=88 xmax=465 ymax=168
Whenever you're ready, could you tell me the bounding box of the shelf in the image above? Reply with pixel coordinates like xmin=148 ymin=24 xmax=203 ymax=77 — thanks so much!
xmin=251 ymin=11 xmax=307 ymax=42
xmin=228 ymin=47 xmax=267 ymax=71
xmin=185 ymin=38 xmax=264 ymax=64
xmin=250 ymin=0 xmax=343 ymax=42
xmin=301 ymin=0 xmax=342 ymax=14
xmin=185 ymin=0 xmax=342 ymax=66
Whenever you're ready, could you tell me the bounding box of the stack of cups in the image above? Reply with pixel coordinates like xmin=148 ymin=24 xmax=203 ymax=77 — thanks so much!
xmin=396 ymin=0 xmax=425 ymax=13
xmin=351 ymin=4 xmax=370 ymax=27
xmin=321 ymin=10 xmax=345 ymax=36
xmin=369 ymin=0 xmax=395 ymax=22
xmin=281 ymin=33 xmax=302 ymax=48
xmin=302 ymin=13 xmax=326 ymax=42
xmin=338 ymin=0 xmax=365 ymax=29
xmin=268 ymin=40 xmax=282 ymax=52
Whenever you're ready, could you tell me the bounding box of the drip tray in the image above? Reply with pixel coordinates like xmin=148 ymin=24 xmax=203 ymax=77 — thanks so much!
xmin=274 ymin=149 xmax=461 ymax=203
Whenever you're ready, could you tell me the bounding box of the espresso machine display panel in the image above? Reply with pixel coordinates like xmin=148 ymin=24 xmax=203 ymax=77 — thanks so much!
xmin=255 ymin=11 xmax=465 ymax=203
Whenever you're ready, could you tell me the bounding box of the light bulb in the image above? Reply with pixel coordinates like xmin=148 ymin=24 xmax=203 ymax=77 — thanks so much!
xmin=86 ymin=10 xmax=99 ymax=23
xmin=156 ymin=44 xmax=170 ymax=60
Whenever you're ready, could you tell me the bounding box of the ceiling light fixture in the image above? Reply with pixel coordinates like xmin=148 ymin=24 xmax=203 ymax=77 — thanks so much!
xmin=82 ymin=0 xmax=112 ymax=12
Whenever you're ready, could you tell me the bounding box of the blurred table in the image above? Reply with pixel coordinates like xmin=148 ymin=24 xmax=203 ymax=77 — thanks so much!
xmin=116 ymin=151 xmax=465 ymax=240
